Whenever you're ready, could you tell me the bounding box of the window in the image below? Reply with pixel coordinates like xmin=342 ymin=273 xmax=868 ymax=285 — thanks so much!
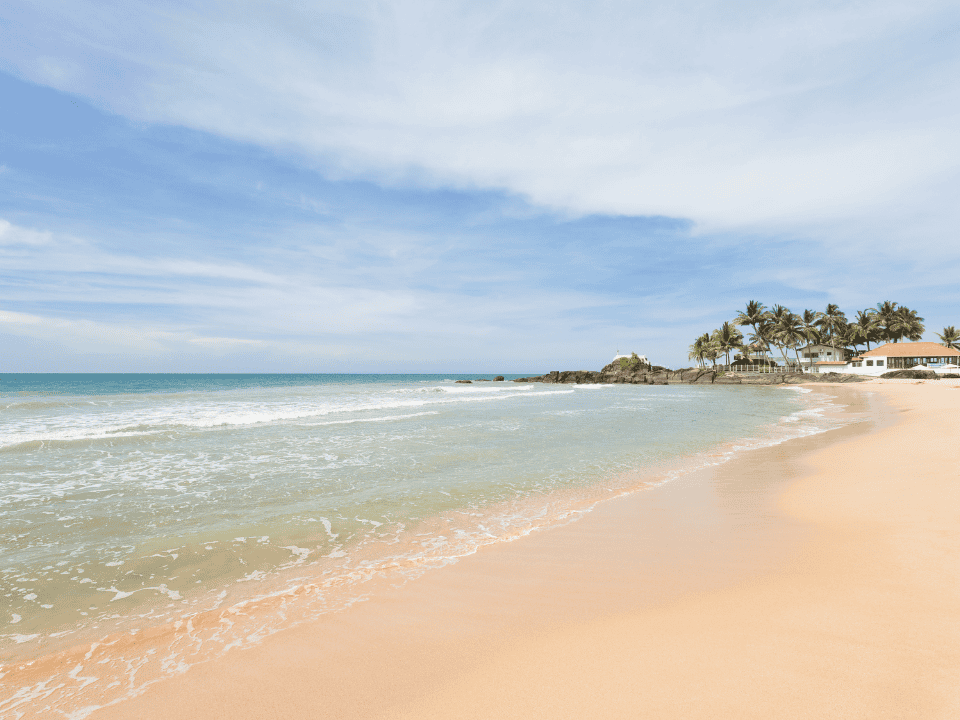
xmin=877 ymin=360 xmax=884 ymax=366
xmin=866 ymin=360 xmax=873 ymax=366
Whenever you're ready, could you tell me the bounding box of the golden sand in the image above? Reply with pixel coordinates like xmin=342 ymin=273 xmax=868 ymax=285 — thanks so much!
xmin=88 ymin=382 xmax=960 ymax=719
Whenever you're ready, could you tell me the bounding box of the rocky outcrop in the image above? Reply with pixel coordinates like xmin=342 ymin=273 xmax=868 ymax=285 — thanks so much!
xmin=880 ymin=369 xmax=939 ymax=380
xmin=455 ymin=379 xmax=472 ymax=384
xmin=511 ymin=367 xmax=869 ymax=385
xmin=494 ymin=376 xmax=505 ymax=381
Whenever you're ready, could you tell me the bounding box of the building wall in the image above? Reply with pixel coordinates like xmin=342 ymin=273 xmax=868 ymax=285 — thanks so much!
xmin=799 ymin=345 xmax=849 ymax=369
xmin=841 ymin=358 xmax=889 ymax=375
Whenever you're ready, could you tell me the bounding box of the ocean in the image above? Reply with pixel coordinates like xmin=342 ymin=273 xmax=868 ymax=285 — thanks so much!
xmin=0 ymin=373 xmax=844 ymax=718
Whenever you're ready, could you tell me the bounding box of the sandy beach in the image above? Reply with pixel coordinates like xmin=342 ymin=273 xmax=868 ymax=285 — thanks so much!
xmin=81 ymin=381 xmax=960 ymax=719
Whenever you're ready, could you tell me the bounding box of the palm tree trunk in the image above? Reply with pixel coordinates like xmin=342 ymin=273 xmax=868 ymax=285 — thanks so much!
xmin=774 ymin=342 xmax=789 ymax=366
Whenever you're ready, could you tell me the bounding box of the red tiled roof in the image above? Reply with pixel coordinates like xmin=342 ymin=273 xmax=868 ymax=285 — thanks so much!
xmin=860 ymin=342 xmax=960 ymax=358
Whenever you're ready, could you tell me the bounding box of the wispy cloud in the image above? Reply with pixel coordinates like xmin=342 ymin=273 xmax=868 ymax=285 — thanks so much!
xmin=1 ymin=2 xmax=959 ymax=371
xmin=4 ymin=0 xmax=958 ymax=233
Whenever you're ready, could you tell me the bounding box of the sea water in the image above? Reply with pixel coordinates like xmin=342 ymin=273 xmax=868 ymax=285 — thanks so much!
xmin=0 ymin=374 xmax=844 ymax=718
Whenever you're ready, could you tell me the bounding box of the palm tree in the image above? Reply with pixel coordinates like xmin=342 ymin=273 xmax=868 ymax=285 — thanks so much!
xmin=766 ymin=305 xmax=795 ymax=366
xmin=745 ymin=329 xmax=773 ymax=371
xmin=852 ymin=309 xmax=879 ymax=351
xmin=936 ymin=326 xmax=960 ymax=350
xmin=847 ymin=322 xmax=868 ymax=354
xmin=833 ymin=318 xmax=854 ymax=354
xmin=735 ymin=301 xmax=770 ymax=365
xmin=873 ymin=301 xmax=899 ymax=343
xmin=888 ymin=306 xmax=924 ymax=342
xmin=816 ymin=304 xmax=847 ymax=355
xmin=775 ymin=313 xmax=807 ymax=370
xmin=688 ymin=333 xmax=712 ymax=368
xmin=713 ymin=321 xmax=744 ymax=368
xmin=704 ymin=339 xmax=721 ymax=368
xmin=794 ymin=309 xmax=822 ymax=367
xmin=800 ymin=309 xmax=821 ymax=342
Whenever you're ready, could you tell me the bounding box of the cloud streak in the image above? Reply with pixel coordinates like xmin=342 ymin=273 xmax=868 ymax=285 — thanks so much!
xmin=4 ymin=0 xmax=959 ymax=233
xmin=1 ymin=2 xmax=959 ymax=371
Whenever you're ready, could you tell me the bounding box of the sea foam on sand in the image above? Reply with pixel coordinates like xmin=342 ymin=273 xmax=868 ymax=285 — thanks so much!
xmin=59 ymin=383 xmax=960 ymax=719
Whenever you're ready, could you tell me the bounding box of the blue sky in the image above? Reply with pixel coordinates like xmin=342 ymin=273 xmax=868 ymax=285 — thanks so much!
xmin=2 ymin=0 xmax=959 ymax=372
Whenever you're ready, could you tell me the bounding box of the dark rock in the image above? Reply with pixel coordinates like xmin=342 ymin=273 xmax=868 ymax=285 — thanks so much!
xmin=494 ymin=376 xmax=505 ymax=381
xmin=455 ymin=379 xmax=472 ymax=384
xmin=475 ymin=378 xmax=490 ymax=381
xmin=807 ymin=372 xmax=870 ymax=383
xmin=509 ymin=363 xmax=873 ymax=386
xmin=880 ymin=369 xmax=939 ymax=380
xmin=713 ymin=372 xmax=741 ymax=384
xmin=557 ymin=370 xmax=605 ymax=383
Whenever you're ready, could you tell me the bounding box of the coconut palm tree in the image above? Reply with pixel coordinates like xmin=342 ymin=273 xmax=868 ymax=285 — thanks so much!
xmin=833 ymin=319 xmax=854 ymax=354
xmin=888 ymin=306 xmax=924 ymax=342
xmin=713 ymin=321 xmax=744 ymax=368
xmin=745 ymin=329 xmax=773 ymax=371
xmin=793 ymin=309 xmax=822 ymax=366
xmin=688 ymin=333 xmax=711 ymax=368
xmin=704 ymin=340 xmax=721 ymax=368
xmin=775 ymin=313 xmax=808 ymax=370
xmin=735 ymin=301 xmax=770 ymax=365
xmin=936 ymin=326 xmax=960 ymax=350
xmin=765 ymin=305 xmax=795 ymax=366
xmin=800 ymin=309 xmax=821 ymax=342
xmin=852 ymin=309 xmax=879 ymax=351
xmin=873 ymin=301 xmax=899 ymax=343
xmin=815 ymin=304 xmax=847 ymax=354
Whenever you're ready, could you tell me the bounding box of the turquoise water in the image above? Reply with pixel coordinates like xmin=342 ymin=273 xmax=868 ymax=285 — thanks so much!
xmin=0 ymin=374 xmax=840 ymax=717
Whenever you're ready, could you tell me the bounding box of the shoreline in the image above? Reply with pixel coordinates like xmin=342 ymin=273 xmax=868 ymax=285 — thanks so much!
xmin=9 ymin=381 xmax=960 ymax=718
xmin=2 ymin=383 xmax=837 ymax=718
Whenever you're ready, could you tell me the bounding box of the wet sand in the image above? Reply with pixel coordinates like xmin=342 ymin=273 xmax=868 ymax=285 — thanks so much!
xmin=89 ymin=382 xmax=960 ymax=719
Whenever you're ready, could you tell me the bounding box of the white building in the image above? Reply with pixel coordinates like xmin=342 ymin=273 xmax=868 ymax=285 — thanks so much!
xmin=798 ymin=343 xmax=850 ymax=371
xmin=847 ymin=342 xmax=960 ymax=374
xmin=813 ymin=342 xmax=960 ymax=375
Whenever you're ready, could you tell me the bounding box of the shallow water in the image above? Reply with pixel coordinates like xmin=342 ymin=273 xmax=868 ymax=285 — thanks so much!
xmin=0 ymin=374 xmax=845 ymax=718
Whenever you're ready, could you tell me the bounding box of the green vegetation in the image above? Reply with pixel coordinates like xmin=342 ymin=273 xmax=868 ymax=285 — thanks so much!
xmin=936 ymin=326 xmax=960 ymax=350
xmin=688 ymin=301 xmax=944 ymax=370
xmin=618 ymin=352 xmax=649 ymax=371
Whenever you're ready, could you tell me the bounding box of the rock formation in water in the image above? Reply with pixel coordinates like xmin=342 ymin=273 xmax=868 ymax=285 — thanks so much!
xmin=512 ymin=361 xmax=869 ymax=385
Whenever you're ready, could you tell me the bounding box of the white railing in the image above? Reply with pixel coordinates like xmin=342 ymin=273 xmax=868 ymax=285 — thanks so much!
xmin=712 ymin=364 xmax=804 ymax=374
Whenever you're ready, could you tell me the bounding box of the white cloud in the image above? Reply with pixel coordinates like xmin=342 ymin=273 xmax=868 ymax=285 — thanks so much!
xmin=5 ymin=0 xmax=958 ymax=236
xmin=0 ymin=219 xmax=52 ymax=246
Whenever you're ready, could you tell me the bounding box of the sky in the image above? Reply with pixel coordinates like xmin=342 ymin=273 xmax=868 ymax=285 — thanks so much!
xmin=1 ymin=0 xmax=959 ymax=372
